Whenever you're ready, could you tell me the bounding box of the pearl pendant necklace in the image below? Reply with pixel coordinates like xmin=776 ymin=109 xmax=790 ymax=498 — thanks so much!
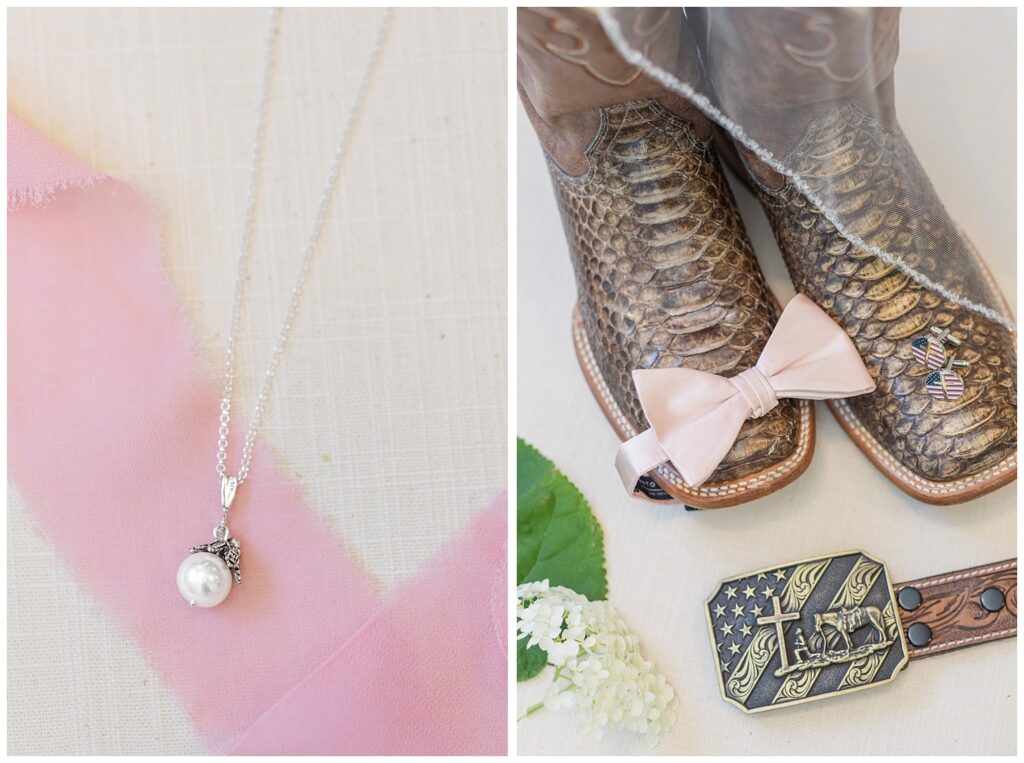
xmin=177 ymin=476 xmax=243 ymax=607
xmin=176 ymin=7 xmax=392 ymax=608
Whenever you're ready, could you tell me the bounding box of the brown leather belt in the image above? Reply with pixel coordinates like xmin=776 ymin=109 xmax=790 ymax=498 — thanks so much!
xmin=896 ymin=558 xmax=1017 ymax=659
xmin=705 ymin=551 xmax=1016 ymax=713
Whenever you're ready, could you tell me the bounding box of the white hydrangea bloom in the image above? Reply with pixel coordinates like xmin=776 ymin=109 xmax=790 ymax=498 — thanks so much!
xmin=517 ymin=581 xmax=678 ymax=745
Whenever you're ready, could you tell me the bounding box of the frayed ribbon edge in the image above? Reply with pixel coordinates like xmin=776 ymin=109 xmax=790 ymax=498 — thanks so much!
xmin=8 ymin=173 xmax=107 ymax=212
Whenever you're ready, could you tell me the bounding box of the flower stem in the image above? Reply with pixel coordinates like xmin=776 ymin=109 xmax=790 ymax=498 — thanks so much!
xmin=518 ymin=701 xmax=545 ymax=721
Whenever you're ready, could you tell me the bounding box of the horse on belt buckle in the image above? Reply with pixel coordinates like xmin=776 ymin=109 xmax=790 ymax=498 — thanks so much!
xmin=814 ymin=605 xmax=887 ymax=654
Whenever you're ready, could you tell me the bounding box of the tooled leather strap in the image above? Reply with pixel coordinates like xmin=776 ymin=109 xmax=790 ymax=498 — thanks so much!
xmin=895 ymin=559 xmax=1016 ymax=659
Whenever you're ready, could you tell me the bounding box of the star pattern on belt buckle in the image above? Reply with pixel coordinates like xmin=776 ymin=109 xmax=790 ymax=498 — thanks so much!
xmin=706 ymin=551 xmax=1016 ymax=713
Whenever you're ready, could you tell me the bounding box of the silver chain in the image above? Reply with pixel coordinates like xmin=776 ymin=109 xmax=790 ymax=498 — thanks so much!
xmin=216 ymin=7 xmax=393 ymax=486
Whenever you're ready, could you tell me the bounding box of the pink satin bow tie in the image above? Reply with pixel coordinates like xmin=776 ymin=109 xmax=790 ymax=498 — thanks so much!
xmin=615 ymin=294 xmax=875 ymax=494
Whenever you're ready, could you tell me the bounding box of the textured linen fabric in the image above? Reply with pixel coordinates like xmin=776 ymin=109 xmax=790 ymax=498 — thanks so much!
xmin=8 ymin=7 xmax=506 ymax=755
xmin=517 ymin=7 xmax=1015 ymax=756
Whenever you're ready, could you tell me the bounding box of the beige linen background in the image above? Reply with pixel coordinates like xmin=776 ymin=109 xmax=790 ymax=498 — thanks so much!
xmin=518 ymin=7 xmax=1015 ymax=756
xmin=8 ymin=7 xmax=506 ymax=755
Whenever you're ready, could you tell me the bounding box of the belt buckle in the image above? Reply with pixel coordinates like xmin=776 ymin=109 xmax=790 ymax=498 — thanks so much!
xmin=707 ymin=550 xmax=909 ymax=712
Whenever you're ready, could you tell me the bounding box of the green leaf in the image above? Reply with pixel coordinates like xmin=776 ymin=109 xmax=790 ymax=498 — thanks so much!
xmin=516 ymin=638 xmax=548 ymax=682
xmin=517 ymin=437 xmax=608 ymax=601
xmin=516 ymin=439 xmax=608 ymax=682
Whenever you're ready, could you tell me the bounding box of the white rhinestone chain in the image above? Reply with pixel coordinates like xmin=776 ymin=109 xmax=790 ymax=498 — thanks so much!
xmin=216 ymin=7 xmax=393 ymax=485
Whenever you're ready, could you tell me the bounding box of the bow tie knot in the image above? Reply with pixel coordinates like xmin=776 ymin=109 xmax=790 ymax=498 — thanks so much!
xmin=615 ymin=295 xmax=875 ymax=494
xmin=731 ymin=366 xmax=778 ymax=419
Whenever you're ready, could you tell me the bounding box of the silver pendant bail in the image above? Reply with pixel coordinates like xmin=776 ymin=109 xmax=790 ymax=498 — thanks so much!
xmin=221 ymin=474 xmax=239 ymax=512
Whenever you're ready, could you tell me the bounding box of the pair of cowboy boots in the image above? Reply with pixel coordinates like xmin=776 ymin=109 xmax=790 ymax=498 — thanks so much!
xmin=519 ymin=8 xmax=1016 ymax=507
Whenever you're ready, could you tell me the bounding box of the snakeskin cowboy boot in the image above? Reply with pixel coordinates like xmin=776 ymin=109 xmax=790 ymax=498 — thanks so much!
xmin=519 ymin=8 xmax=814 ymax=507
xmin=719 ymin=106 xmax=1016 ymax=505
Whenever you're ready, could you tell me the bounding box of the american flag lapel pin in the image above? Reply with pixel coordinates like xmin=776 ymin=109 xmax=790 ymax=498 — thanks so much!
xmin=925 ymin=356 xmax=970 ymax=400
xmin=911 ymin=327 xmax=961 ymax=370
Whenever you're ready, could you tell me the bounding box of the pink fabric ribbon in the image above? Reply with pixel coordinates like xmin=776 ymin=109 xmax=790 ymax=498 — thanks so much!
xmin=8 ymin=113 xmax=506 ymax=754
xmin=616 ymin=294 xmax=875 ymax=493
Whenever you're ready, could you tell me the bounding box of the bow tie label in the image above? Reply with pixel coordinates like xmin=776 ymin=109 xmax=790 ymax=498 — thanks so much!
xmin=635 ymin=475 xmax=674 ymax=501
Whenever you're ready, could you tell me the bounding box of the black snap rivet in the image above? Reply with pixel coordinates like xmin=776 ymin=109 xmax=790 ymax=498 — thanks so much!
xmin=907 ymin=622 xmax=932 ymax=647
xmin=898 ymin=586 xmax=923 ymax=611
xmin=980 ymin=587 xmax=1005 ymax=612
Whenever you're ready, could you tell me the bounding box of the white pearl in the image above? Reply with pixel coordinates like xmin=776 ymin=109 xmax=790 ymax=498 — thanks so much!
xmin=177 ymin=552 xmax=232 ymax=608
